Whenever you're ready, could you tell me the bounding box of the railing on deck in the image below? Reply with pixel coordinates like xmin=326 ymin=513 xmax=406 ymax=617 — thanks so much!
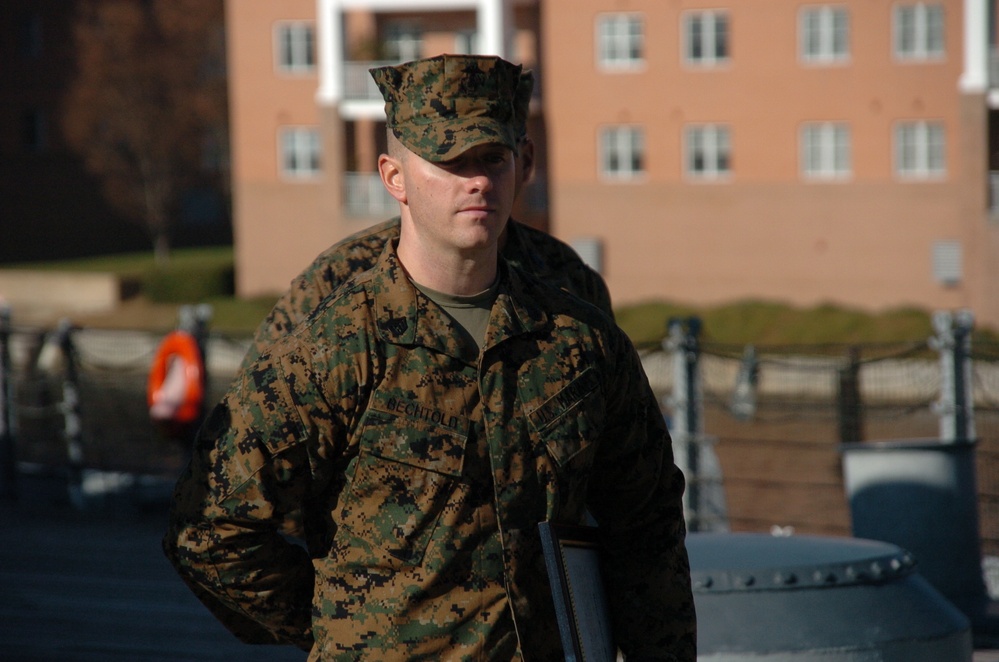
xmin=3 ymin=308 xmax=997 ymax=578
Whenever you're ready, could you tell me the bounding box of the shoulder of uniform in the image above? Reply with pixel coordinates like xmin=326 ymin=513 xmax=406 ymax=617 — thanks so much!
xmin=336 ymin=217 xmax=401 ymax=247
xmin=287 ymin=218 xmax=399 ymax=291
xmin=508 ymin=262 xmax=609 ymax=326
xmin=307 ymin=270 xmax=375 ymax=321
xmin=506 ymin=221 xmax=598 ymax=275
xmin=270 ymin=274 xmax=377 ymax=361
xmin=509 ymin=220 xmax=576 ymax=254
xmin=505 ymin=221 xmax=613 ymax=316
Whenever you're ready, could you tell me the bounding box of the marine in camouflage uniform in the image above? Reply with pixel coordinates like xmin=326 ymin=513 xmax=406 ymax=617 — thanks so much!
xmin=242 ymin=69 xmax=613 ymax=545
xmin=164 ymin=54 xmax=695 ymax=661
xmin=242 ymin=71 xmax=611 ymax=371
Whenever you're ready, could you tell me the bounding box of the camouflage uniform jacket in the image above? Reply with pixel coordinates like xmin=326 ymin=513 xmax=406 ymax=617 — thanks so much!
xmin=243 ymin=218 xmax=613 ymax=369
xmin=164 ymin=242 xmax=695 ymax=661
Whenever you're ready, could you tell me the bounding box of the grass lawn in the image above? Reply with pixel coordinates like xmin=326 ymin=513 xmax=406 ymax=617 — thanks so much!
xmin=8 ymin=246 xmax=994 ymax=345
xmin=7 ymin=247 xmax=276 ymax=335
xmin=9 ymin=246 xmax=235 ymax=278
xmin=615 ymin=299 xmax=955 ymax=349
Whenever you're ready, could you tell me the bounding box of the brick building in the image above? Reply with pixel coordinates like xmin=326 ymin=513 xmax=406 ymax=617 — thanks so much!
xmin=225 ymin=0 xmax=999 ymax=328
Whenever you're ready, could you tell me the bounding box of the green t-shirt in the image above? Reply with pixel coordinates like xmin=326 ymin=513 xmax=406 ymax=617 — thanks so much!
xmin=415 ymin=278 xmax=500 ymax=358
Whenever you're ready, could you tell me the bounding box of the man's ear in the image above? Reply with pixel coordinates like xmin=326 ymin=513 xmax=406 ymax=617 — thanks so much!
xmin=378 ymin=154 xmax=407 ymax=204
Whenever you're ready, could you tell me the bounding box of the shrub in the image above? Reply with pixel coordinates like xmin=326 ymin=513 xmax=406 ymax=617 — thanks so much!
xmin=143 ymin=263 xmax=235 ymax=303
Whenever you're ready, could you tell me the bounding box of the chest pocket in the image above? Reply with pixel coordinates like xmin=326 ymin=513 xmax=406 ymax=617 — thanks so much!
xmin=528 ymin=368 xmax=604 ymax=468
xmin=336 ymin=403 xmax=468 ymax=567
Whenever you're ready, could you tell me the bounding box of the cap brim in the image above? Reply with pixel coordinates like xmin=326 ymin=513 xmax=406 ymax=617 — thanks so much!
xmin=393 ymin=117 xmax=519 ymax=163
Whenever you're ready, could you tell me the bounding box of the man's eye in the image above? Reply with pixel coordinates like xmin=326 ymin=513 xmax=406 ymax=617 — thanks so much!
xmin=437 ymin=158 xmax=464 ymax=170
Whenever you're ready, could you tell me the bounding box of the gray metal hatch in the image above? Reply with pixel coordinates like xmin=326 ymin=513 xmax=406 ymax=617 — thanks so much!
xmin=687 ymin=532 xmax=972 ymax=661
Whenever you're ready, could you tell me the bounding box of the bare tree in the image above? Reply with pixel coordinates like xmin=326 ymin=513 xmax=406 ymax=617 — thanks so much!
xmin=63 ymin=0 xmax=228 ymax=264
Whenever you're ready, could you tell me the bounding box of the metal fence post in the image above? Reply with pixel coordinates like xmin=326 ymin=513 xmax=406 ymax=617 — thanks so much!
xmin=837 ymin=346 xmax=863 ymax=443
xmin=52 ymin=319 xmax=85 ymax=509
xmin=932 ymin=310 xmax=975 ymax=443
xmin=932 ymin=311 xmax=955 ymax=441
xmin=952 ymin=310 xmax=975 ymax=443
xmin=0 ymin=301 xmax=16 ymax=501
xmin=177 ymin=304 xmax=212 ymax=438
xmin=665 ymin=317 xmax=704 ymax=531
xmin=193 ymin=304 xmax=213 ymax=407
xmin=729 ymin=345 xmax=758 ymax=422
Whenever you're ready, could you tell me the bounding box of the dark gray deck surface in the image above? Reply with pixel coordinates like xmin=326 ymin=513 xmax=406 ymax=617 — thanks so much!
xmin=0 ymin=468 xmax=306 ymax=662
xmin=5 ymin=467 xmax=999 ymax=661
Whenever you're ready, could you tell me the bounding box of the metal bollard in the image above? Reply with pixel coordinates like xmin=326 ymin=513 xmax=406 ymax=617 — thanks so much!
xmin=0 ymin=301 xmax=16 ymax=500
xmin=50 ymin=319 xmax=85 ymax=509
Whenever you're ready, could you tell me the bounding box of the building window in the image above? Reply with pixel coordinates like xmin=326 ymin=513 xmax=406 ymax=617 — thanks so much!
xmin=800 ymin=6 xmax=849 ymax=63
xmin=894 ymin=3 xmax=944 ymax=60
xmin=683 ymin=11 xmax=729 ymax=66
xmin=895 ymin=121 xmax=945 ymax=178
xmin=275 ymin=22 xmax=315 ymax=73
xmin=280 ymin=127 xmax=321 ymax=178
xmin=600 ymin=126 xmax=645 ymax=180
xmin=385 ymin=23 xmax=423 ymax=62
xmin=685 ymin=125 xmax=731 ymax=179
xmin=800 ymin=123 xmax=851 ymax=180
xmin=596 ymin=13 xmax=644 ymax=70
xmin=932 ymin=240 xmax=962 ymax=286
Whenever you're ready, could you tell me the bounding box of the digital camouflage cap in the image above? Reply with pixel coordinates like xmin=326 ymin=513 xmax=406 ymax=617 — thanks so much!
xmin=370 ymin=54 xmax=523 ymax=162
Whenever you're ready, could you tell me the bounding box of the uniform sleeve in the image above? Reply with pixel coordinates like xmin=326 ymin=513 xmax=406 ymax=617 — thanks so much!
xmin=503 ymin=221 xmax=614 ymax=319
xmin=162 ymin=357 xmax=319 ymax=650
xmin=587 ymin=330 xmax=696 ymax=661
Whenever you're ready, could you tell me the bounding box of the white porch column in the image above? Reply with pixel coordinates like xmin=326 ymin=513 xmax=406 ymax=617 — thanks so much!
xmin=317 ymin=0 xmax=345 ymax=104
xmin=317 ymin=0 xmax=520 ymax=104
xmin=959 ymin=0 xmax=987 ymax=93
xmin=476 ymin=0 xmax=512 ymax=58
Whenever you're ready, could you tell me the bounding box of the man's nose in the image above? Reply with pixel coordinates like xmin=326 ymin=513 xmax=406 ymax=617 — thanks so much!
xmin=464 ymin=165 xmax=494 ymax=192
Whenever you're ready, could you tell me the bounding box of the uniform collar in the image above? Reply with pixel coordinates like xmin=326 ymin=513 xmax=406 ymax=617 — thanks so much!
xmin=370 ymin=240 xmax=550 ymax=355
xmin=500 ymin=221 xmax=545 ymax=273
